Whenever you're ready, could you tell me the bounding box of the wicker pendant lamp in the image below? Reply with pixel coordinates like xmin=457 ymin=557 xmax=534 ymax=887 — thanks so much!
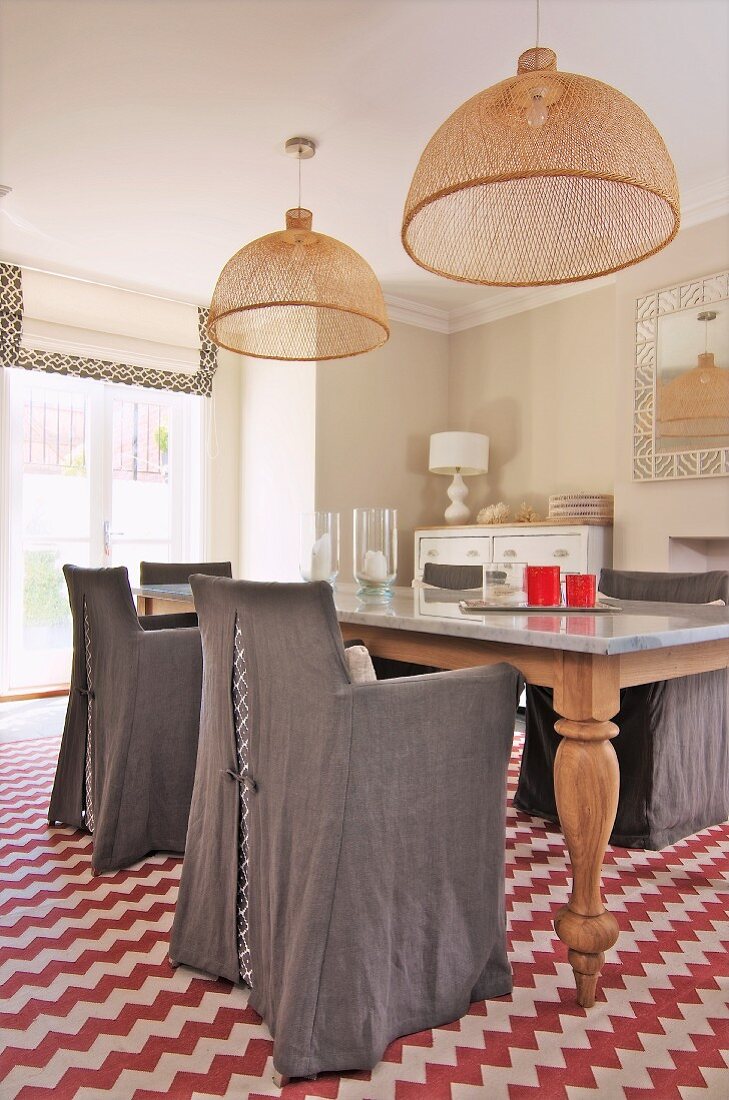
xmin=402 ymin=33 xmax=680 ymax=287
xmin=208 ymin=138 xmax=389 ymax=361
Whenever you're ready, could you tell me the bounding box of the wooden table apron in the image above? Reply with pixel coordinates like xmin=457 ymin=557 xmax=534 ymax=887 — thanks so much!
xmin=134 ymin=589 xmax=729 ymax=1009
xmin=136 ymin=594 xmax=192 ymax=616
xmin=338 ymin=620 xmax=729 ymax=1009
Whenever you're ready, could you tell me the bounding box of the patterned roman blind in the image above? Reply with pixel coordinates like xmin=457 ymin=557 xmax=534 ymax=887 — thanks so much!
xmin=0 ymin=263 xmax=218 ymax=397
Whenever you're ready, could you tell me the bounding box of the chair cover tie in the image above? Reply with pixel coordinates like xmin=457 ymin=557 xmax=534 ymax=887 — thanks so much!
xmin=225 ymin=768 xmax=257 ymax=793
xmin=77 ymin=688 xmax=95 ymax=699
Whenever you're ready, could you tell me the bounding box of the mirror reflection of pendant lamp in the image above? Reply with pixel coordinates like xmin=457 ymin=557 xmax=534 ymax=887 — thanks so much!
xmin=402 ymin=3 xmax=679 ymax=287
xmin=208 ymin=138 xmax=389 ymax=361
xmin=658 ymin=311 xmax=729 ymax=440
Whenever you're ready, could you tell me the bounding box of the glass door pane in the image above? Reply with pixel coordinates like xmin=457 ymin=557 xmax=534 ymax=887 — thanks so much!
xmin=6 ymin=371 xmax=97 ymax=689
xmin=106 ymin=388 xmax=179 ymax=586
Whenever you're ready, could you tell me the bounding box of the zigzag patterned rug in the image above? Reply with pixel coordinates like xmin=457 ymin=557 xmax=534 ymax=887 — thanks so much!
xmin=1 ymin=733 xmax=728 ymax=1099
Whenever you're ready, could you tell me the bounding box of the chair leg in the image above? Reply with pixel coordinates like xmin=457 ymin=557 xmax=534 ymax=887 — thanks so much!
xmin=272 ymin=1069 xmax=316 ymax=1087
xmin=168 ymin=955 xmax=179 ymax=969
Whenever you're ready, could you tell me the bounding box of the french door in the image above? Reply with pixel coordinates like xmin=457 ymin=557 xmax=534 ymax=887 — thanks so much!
xmin=1 ymin=368 xmax=203 ymax=691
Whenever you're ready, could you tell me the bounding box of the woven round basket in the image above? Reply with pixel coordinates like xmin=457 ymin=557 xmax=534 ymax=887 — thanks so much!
xmin=549 ymin=493 xmax=614 ymax=518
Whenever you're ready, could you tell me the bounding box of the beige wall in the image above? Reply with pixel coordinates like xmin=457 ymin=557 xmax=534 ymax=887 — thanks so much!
xmin=315 ymin=320 xmax=450 ymax=584
xmin=206 ymin=349 xmax=242 ymax=570
xmin=613 ymin=215 xmax=729 ymax=569
xmin=448 ymin=285 xmax=617 ymax=520
xmin=447 ymin=216 xmax=729 ymax=571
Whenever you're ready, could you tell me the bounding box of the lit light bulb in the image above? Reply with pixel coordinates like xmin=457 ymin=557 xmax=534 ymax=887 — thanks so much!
xmin=527 ymin=93 xmax=548 ymax=128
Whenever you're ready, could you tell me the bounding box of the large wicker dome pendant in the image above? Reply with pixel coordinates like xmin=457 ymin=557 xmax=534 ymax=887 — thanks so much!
xmin=208 ymin=138 xmax=389 ymax=361
xmin=402 ymin=46 xmax=680 ymax=286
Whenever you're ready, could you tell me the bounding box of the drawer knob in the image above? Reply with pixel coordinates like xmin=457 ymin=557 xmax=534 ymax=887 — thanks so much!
xmin=553 ymin=548 xmax=570 ymax=558
xmin=427 ymin=549 xmax=438 ymax=557
xmin=467 ymin=549 xmax=479 ymax=557
xmin=503 ymin=549 xmax=517 ymax=558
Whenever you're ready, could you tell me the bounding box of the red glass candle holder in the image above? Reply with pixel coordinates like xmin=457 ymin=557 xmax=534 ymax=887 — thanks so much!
xmin=526 ymin=565 xmax=561 ymax=606
xmin=565 ymin=573 xmax=597 ymax=607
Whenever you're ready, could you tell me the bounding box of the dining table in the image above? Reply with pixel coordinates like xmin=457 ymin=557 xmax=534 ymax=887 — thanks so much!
xmin=134 ymin=579 xmax=729 ymax=1010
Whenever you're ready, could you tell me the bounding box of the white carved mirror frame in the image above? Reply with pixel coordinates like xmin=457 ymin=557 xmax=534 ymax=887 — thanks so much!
xmin=633 ymin=269 xmax=729 ymax=481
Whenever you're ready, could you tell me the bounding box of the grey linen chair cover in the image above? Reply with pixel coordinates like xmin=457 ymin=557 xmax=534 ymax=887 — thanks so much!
xmin=48 ymin=565 xmax=203 ymax=872
xmin=515 ymin=568 xmax=729 ymax=849
xmin=170 ymin=576 xmax=519 ymax=1080
xmin=422 ymin=562 xmax=483 ymax=590
xmin=139 ymin=560 xmax=233 ymax=583
xmin=139 ymin=561 xmax=233 ymax=628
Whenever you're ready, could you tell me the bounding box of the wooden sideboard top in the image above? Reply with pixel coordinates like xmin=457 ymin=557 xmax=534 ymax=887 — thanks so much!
xmin=416 ymin=518 xmax=614 ymax=531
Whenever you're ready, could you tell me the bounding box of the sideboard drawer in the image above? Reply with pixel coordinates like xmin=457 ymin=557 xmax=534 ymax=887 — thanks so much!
xmin=493 ymin=534 xmax=585 ymax=571
xmin=419 ymin=536 xmax=492 ymax=569
xmin=414 ymin=524 xmax=611 ymax=583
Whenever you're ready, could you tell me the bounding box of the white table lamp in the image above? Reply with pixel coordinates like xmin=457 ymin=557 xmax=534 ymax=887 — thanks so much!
xmin=429 ymin=431 xmax=489 ymax=524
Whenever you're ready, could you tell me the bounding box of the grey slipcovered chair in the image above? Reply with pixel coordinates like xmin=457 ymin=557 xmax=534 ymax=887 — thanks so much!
xmin=139 ymin=561 xmax=233 ymax=628
xmin=48 ymin=565 xmax=203 ymax=873
xmin=139 ymin=560 xmax=232 ymax=583
xmin=515 ymin=568 xmax=729 ymax=849
xmin=421 ymin=562 xmax=483 ymax=589
xmin=170 ymin=576 xmax=519 ymax=1083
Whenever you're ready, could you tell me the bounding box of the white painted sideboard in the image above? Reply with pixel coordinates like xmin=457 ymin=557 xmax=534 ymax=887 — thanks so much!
xmin=413 ymin=523 xmax=613 ymax=582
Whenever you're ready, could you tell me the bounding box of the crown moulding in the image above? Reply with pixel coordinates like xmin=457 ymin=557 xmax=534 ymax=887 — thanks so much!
xmin=385 ymin=175 xmax=729 ymax=334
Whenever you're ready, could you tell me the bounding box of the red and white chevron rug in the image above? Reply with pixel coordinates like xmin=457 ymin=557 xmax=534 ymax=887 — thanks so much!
xmin=1 ymin=732 xmax=728 ymax=1099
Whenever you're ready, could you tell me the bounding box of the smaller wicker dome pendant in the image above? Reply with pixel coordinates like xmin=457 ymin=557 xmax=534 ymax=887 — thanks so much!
xmin=402 ymin=46 xmax=680 ymax=286
xmin=658 ymin=312 xmax=729 ymax=439
xmin=208 ymin=140 xmax=389 ymax=361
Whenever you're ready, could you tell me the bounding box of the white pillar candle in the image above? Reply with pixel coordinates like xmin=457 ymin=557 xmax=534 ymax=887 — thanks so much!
xmin=309 ymin=534 xmax=332 ymax=581
xmin=362 ymin=549 xmax=388 ymax=582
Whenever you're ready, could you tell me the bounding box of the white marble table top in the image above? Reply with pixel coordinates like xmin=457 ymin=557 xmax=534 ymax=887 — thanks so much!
xmin=134 ymin=581 xmax=729 ymax=657
xmin=135 ymin=583 xmax=194 ymax=601
xmin=333 ymin=584 xmax=729 ymax=657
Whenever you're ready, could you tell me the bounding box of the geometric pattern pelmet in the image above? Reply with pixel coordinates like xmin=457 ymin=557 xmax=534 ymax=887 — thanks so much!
xmin=0 ymin=262 xmax=218 ymax=397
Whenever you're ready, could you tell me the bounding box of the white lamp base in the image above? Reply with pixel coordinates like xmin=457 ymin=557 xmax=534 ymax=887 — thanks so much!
xmin=444 ymin=472 xmax=471 ymax=524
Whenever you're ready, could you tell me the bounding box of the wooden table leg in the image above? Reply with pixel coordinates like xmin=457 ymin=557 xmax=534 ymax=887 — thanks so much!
xmin=552 ymin=652 xmax=621 ymax=1007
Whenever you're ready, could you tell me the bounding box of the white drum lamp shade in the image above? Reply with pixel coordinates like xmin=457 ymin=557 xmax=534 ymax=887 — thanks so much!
xmin=429 ymin=432 xmax=489 ymax=524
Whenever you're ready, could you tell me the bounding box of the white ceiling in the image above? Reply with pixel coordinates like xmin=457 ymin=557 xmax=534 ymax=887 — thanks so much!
xmin=1 ymin=0 xmax=728 ymax=322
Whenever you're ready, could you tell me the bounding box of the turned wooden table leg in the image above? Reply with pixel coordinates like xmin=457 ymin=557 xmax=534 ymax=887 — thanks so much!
xmin=552 ymin=652 xmax=621 ymax=1008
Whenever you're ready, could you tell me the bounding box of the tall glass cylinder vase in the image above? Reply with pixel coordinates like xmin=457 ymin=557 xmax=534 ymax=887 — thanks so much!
xmin=299 ymin=512 xmax=340 ymax=585
xmin=353 ymin=508 xmax=397 ymax=601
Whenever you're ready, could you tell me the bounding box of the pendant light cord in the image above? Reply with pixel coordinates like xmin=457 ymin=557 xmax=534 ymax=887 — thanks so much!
xmin=535 ymin=0 xmax=541 ymax=55
xmin=298 ymin=152 xmax=302 ymax=211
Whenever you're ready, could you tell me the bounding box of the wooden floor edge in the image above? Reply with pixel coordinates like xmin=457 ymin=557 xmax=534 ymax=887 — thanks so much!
xmin=0 ymin=686 xmax=70 ymax=703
